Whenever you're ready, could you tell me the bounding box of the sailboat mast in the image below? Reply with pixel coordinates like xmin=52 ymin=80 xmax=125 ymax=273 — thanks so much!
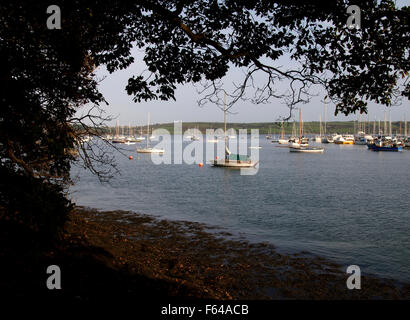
xmin=324 ymin=98 xmax=327 ymax=136
xmin=400 ymin=118 xmax=402 ymax=136
xmin=299 ymin=108 xmax=302 ymax=143
xmin=378 ymin=119 xmax=381 ymax=136
xmin=281 ymin=121 xmax=284 ymax=139
xmin=146 ymin=112 xmax=150 ymax=148
xmin=384 ymin=111 xmax=387 ymax=135
xmin=224 ymin=92 xmax=227 ymax=156
xmin=320 ymin=115 xmax=322 ymax=137
xmin=367 ymin=114 xmax=370 ymax=134
xmin=224 ymin=93 xmax=227 ymax=137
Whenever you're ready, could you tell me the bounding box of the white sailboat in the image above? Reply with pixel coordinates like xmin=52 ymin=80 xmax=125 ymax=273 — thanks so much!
xmin=134 ymin=125 xmax=145 ymax=142
xmin=211 ymin=94 xmax=258 ymax=168
xmin=289 ymin=109 xmax=324 ymax=153
xmin=111 ymin=120 xmax=125 ymax=144
xmin=124 ymin=140 xmax=136 ymax=145
xmin=277 ymin=121 xmax=288 ymax=144
xmin=266 ymin=127 xmax=272 ymax=139
xmin=124 ymin=123 xmax=137 ymax=145
xmin=136 ymin=113 xmax=164 ymax=154
xmin=314 ymin=115 xmax=323 ymax=142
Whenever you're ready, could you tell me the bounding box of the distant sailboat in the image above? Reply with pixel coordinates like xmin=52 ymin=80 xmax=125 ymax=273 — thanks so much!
xmin=124 ymin=123 xmax=137 ymax=145
xmin=289 ymin=109 xmax=324 ymax=153
xmin=266 ymin=127 xmax=272 ymax=139
xmin=111 ymin=120 xmax=125 ymax=144
xmin=135 ymin=125 xmax=145 ymax=142
xmin=278 ymin=121 xmax=288 ymax=144
xmin=211 ymin=93 xmax=258 ymax=168
xmin=314 ymin=115 xmax=323 ymax=143
xmin=136 ymin=113 xmax=164 ymax=154
xmin=367 ymin=138 xmax=403 ymax=152
xmin=289 ymin=110 xmax=308 ymax=148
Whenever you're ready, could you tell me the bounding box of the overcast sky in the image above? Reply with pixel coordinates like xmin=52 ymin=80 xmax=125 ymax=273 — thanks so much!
xmin=89 ymin=1 xmax=409 ymax=126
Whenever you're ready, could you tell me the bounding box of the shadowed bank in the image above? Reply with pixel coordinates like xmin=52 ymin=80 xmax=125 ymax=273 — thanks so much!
xmin=1 ymin=207 xmax=408 ymax=302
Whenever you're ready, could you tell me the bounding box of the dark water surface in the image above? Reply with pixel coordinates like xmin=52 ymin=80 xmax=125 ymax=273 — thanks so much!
xmin=70 ymin=136 xmax=410 ymax=281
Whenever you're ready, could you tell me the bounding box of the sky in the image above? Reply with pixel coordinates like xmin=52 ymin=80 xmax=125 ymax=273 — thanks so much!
xmin=85 ymin=1 xmax=409 ymax=127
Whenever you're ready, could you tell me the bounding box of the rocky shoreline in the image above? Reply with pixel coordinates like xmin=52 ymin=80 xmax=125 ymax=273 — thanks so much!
xmin=61 ymin=207 xmax=408 ymax=300
xmin=1 ymin=206 xmax=408 ymax=301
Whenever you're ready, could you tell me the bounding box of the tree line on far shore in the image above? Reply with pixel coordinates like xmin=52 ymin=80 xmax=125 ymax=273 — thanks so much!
xmin=98 ymin=121 xmax=408 ymax=135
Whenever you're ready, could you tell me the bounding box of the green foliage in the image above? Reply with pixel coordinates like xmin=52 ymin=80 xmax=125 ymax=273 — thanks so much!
xmin=114 ymin=121 xmax=405 ymax=135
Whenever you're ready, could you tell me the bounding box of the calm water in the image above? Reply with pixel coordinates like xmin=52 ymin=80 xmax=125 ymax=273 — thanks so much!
xmin=70 ymin=136 xmax=410 ymax=282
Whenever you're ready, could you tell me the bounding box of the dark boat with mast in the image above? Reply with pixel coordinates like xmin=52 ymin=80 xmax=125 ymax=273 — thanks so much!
xmin=211 ymin=93 xmax=258 ymax=168
xmin=367 ymin=138 xmax=403 ymax=152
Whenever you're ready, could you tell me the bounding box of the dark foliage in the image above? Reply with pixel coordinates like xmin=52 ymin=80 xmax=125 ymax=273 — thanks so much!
xmin=0 ymin=0 xmax=408 ymax=240
xmin=0 ymin=168 xmax=72 ymax=242
xmin=0 ymin=0 xmax=121 ymax=238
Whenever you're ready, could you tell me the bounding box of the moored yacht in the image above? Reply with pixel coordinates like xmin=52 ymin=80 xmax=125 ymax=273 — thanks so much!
xmin=334 ymin=134 xmax=355 ymax=144
xmin=289 ymin=109 xmax=324 ymax=153
xmin=211 ymin=93 xmax=258 ymax=168
xmin=137 ymin=113 xmax=165 ymax=154
xmin=367 ymin=138 xmax=403 ymax=152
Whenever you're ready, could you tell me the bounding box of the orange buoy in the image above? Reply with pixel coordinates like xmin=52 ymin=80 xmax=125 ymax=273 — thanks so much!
xmin=129 ymin=156 xmax=133 ymax=160
xmin=198 ymin=163 xmax=203 ymax=167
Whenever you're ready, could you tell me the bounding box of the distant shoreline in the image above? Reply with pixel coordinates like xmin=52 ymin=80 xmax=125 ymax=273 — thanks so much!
xmin=96 ymin=120 xmax=407 ymax=135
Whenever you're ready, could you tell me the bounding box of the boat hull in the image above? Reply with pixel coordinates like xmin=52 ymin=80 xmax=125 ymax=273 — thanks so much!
xmin=289 ymin=147 xmax=324 ymax=153
xmin=211 ymin=160 xmax=258 ymax=168
xmin=367 ymin=144 xmax=403 ymax=152
xmin=136 ymin=148 xmax=164 ymax=154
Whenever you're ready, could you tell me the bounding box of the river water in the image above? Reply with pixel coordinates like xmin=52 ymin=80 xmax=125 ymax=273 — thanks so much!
xmin=70 ymin=136 xmax=410 ymax=282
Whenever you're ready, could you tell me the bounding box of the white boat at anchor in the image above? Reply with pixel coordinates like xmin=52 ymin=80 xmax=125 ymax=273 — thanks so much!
xmin=289 ymin=140 xmax=308 ymax=148
xmin=289 ymin=146 xmax=324 ymax=153
xmin=212 ymin=157 xmax=258 ymax=167
xmin=136 ymin=113 xmax=165 ymax=154
xmin=137 ymin=147 xmax=164 ymax=153
xmin=289 ymin=109 xmax=324 ymax=153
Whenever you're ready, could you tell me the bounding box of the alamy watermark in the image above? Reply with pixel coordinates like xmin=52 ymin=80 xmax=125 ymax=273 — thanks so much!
xmin=346 ymin=5 xmax=361 ymax=29
xmin=47 ymin=4 xmax=361 ymax=30
xmin=134 ymin=121 xmax=260 ymax=175
xmin=46 ymin=5 xmax=61 ymax=29
xmin=346 ymin=265 xmax=361 ymax=289
xmin=46 ymin=265 xmax=61 ymax=290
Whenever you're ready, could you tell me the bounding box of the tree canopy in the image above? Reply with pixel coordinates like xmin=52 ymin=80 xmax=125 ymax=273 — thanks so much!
xmin=0 ymin=0 xmax=408 ymax=238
